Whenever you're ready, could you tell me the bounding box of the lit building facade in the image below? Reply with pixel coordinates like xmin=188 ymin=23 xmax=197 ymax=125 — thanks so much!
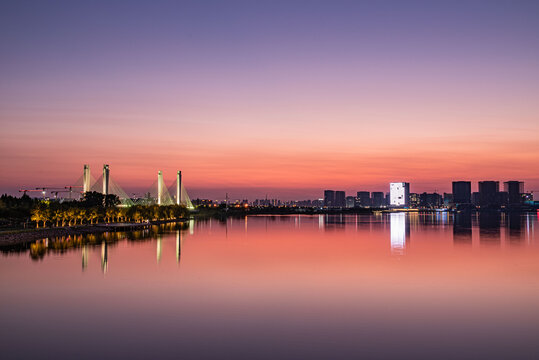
xmin=390 ymin=182 xmax=410 ymax=207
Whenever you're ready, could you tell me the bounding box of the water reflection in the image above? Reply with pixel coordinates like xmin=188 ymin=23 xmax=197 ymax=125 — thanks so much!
xmin=323 ymin=214 xmax=346 ymax=229
xmin=3 ymin=214 xmax=539 ymax=272
xmin=453 ymin=212 xmax=472 ymax=245
xmin=157 ymin=235 xmax=162 ymax=263
xmin=507 ymin=212 xmax=523 ymax=245
xmin=82 ymin=245 xmax=89 ymax=270
xmin=479 ymin=212 xmax=501 ymax=245
xmin=2 ymin=214 xmax=539 ymax=360
xmin=101 ymin=241 xmax=108 ymax=273
xmin=390 ymin=213 xmax=407 ymax=254
xmin=176 ymin=230 xmax=182 ymax=264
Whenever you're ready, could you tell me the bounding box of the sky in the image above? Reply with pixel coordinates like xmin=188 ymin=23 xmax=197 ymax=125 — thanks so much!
xmin=1 ymin=0 xmax=538 ymax=200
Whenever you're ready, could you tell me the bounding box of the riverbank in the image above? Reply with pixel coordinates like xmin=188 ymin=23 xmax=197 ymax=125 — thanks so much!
xmin=0 ymin=219 xmax=186 ymax=247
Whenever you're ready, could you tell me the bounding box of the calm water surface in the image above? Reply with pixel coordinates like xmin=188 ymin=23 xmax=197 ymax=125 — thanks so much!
xmin=1 ymin=213 xmax=539 ymax=359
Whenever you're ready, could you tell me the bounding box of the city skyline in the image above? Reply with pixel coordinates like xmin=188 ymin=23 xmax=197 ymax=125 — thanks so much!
xmin=8 ymin=162 xmax=535 ymax=203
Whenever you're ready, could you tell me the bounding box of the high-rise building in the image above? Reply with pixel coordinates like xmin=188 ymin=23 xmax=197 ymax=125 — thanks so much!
xmin=419 ymin=192 xmax=443 ymax=208
xmin=390 ymin=182 xmax=410 ymax=207
xmin=504 ymin=181 xmax=524 ymax=205
xmin=452 ymin=181 xmax=471 ymax=204
xmin=443 ymin=193 xmax=453 ymax=206
xmin=371 ymin=192 xmax=385 ymax=207
xmin=478 ymin=181 xmax=499 ymax=208
xmin=335 ymin=191 xmax=346 ymax=207
xmin=345 ymin=196 xmax=356 ymax=208
xmin=324 ymin=190 xmax=335 ymax=207
xmin=472 ymin=192 xmax=480 ymax=206
xmin=409 ymin=193 xmax=420 ymax=208
xmin=356 ymin=191 xmax=371 ymax=207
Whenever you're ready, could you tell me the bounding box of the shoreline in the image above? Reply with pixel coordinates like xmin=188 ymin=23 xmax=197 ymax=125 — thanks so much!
xmin=0 ymin=219 xmax=186 ymax=248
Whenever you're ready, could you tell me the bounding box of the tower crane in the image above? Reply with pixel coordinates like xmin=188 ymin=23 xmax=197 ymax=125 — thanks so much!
xmin=65 ymin=185 xmax=84 ymax=199
xmin=19 ymin=187 xmax=67 ymax=199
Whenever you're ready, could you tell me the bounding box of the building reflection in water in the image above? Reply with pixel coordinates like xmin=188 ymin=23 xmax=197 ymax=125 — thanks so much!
xmin=453 ymin=212 xmax=472 ymax=245
xmin=479 ymin=212 xmax=501 ymax=245
xmin=101 ymin=241 xmax=108 ymax=274
xmin=390 ymin=213 xmax=407 ymax=255
xmin=507 ymin=212 xmax=523 ymax=245
xmin=324 ymin=214 xmax=345 ymax=230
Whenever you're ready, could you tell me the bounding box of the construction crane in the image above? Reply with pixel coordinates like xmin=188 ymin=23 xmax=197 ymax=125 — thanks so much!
xmin=19 ymin=187 xmax=67 ymax=199
xmin=19 ymin=189 xmax=46 ymax=199
xmin=64 ymin=185 xmax=84 ymax=200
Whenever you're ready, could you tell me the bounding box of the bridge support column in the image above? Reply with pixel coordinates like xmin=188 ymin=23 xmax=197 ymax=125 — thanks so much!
xmin=102 ymin=164 xmax=109 ymax=195
xmin=176 ymin=170 xmax=182 ymax=205
xmin=83 ymin=165 xmax=91 ymax=193
xmin=158 ymin=170 xmax=163 ymax=205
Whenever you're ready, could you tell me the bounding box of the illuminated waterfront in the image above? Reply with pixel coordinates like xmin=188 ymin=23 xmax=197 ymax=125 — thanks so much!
xmin=1 ymin=213 xmax=538 ymax=359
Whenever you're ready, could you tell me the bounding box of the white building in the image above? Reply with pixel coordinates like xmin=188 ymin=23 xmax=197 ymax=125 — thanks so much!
xmin=390 ymin=182 xmax=410 ymax=207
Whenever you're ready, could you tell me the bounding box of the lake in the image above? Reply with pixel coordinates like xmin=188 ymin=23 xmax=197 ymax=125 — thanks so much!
xmin=1 ymin=213 xmax=539 ymax=359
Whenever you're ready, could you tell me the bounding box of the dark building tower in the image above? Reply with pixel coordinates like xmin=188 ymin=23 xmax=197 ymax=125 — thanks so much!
xmin=356 ymin=191 xmax=371 ymax=207
xmin=452 ymin=181 xmax=471 ymax=204
xmin=324 ymin=190 xmax=335 ymax=207
xmin=335 ymin=191 xmax=346 ymax=207
xmin=371 ymin=192 xmax=385 ymax=207
xmin=478 ymin=181 xmax=499 ymax=208
xmin=419 ymin=192 xmax=442 ymax=208
xmin=504 ymin=181 xmax=524 ymax=205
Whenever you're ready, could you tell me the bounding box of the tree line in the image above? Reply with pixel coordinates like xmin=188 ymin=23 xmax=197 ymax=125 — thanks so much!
xmin=1 ymin=192 xmax=188 ymax=229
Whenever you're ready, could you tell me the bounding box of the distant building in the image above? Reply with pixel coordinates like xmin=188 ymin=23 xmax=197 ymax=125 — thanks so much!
xmin=478 ymin=181 xmax=499 ymax=208
xmin=452 ymin=181 xmax=471 ymax=204
xmin=419 ymin=192 xmax=443 ymax=208
xmin=356 ymin=191 xmax=371 ymax=207
xmin=390 ymin=182 xmax=410 ymax=207
xmin=345 ymin=196 xmax=356 ymax=208
xmin=323 ymin=190 xmax=335 ymax=207
xmin=472 ymin=192 xmax=480 ymax=206
xmin=443 ymin=193 xmax=453 ymax=206
xmin=504 ymin=181 xmax=524 ymax=205
xmin=335 ymin=191 xmax=346 ymax=207
xmin=409 ymin=193 xmax=420 ymax=208
xmin=371 ymin=192 xmax=385 ymax=207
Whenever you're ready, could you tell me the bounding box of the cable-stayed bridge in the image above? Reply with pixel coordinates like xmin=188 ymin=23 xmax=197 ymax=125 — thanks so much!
xmin=27 ymin=164 xmax=194 ymax=209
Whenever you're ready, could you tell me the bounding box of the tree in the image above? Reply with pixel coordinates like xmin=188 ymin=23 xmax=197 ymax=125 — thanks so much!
xmin=104 ymin=194 xmax=120 ymax=208
xmin=105 ymin=207 xmax=116 ymax=223
xmin=31 ymin=207 xmax=44 ymax=228
xmin=52 ymin=209 xmax=63 ymax=227
xmin=89 ymin=208 xmax=99 ymax=224
xmin=78 ymin=209 xmax=86 ymax=225
xmin=66 ymin=208 xmax=76 ymax=226
xmin=82 ymin=191 xmax=104 ymax=208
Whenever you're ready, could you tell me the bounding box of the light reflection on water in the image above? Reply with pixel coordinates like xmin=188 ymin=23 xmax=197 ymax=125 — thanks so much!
xmin=1 ymin=213 xmax=539 ymax=359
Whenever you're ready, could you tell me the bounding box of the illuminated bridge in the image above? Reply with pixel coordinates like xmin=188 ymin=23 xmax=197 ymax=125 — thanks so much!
xmin=22 ymin=164 xmax=194 ymax=209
